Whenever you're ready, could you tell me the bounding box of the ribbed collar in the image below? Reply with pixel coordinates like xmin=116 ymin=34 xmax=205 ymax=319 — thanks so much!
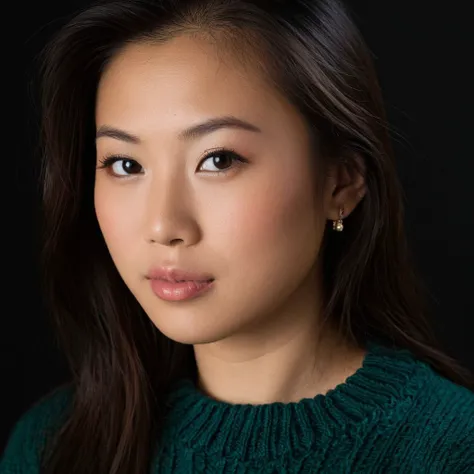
xmin=161 ymin=340 xmax=427 ymax=462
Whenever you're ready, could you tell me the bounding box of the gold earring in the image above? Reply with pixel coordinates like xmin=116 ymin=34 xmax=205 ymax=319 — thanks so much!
xmin=332 ymin=207 xmax=344 ymax=232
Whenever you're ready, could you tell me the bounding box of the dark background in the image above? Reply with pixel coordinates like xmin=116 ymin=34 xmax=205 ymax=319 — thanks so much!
xmin=7 ymin=0 xmax=473 ymax=454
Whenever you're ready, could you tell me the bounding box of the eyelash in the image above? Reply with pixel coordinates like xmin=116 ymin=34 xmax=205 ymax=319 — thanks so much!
xmin=96 ymin=147 xmax=248 ymax=178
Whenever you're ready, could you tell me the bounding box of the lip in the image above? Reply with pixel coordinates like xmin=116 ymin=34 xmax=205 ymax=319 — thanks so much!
xmin=150 ymin=279 xmax=215 ymax=301
xmin=146 ymin=266 xmax=215 ymax=283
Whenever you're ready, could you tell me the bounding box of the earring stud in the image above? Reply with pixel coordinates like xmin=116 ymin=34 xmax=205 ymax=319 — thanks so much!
xmin=333 ymin=207 xmax=344 ymax=232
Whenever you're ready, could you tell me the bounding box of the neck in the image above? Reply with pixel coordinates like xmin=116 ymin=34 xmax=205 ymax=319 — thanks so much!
xmin=194 ymin=320 xmax=365 ymax=405
xmin=162 ymin=340 xmax=423 ymax=463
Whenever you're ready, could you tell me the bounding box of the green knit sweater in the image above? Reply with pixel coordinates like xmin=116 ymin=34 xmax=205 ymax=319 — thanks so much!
xmin=2 ymin=341 xmax=473 ymax=473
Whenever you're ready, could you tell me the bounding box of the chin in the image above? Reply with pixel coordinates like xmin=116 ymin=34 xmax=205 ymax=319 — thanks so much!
xmin=146 ymin=311 xmax=234 ymax=346
xmin=159 ymin=329 xmax=231 ymax=346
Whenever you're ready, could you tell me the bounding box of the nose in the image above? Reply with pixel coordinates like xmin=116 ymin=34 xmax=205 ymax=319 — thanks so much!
xmin=144 ymin=176 xmax=200 ymax=248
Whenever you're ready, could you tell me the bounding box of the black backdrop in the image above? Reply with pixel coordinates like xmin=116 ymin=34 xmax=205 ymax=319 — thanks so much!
xmin=8 ymin=0 xmax=473 ymax=454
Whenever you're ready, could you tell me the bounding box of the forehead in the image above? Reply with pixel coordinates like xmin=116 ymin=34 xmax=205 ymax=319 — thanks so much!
xmin=95 ymin=35 xmax=299 ymax=135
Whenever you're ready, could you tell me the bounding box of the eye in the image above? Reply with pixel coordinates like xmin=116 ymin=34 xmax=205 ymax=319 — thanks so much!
xmin=96 ymin=148 xmax=248 ymax=178
xmin=96 ymin=156 xmax=143 ymax=177
xmin=198 ymin=148 xmax=247 ymax=175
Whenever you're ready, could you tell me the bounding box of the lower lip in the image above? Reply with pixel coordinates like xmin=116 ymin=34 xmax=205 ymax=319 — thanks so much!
xmin=150 ymin=278 xmax=215 ymax=301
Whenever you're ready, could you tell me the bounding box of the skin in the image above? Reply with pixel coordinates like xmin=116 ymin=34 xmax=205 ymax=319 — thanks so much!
xmin=95 ymin=34 xmax=367 ymax=405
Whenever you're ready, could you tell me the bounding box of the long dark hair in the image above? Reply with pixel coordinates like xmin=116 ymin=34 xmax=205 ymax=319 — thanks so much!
xmin=35 ymin=0 xmax=473 ymax=472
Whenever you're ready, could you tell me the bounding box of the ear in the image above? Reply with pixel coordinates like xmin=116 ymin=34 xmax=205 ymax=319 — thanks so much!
xmin=324 ymin=153 xmax=366 ymax=221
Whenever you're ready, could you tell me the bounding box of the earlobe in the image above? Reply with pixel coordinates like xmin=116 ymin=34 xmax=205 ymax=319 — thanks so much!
xmin=327 ymin=183 xmax=366 ymax=223
xmin=323 ymin=153 xmax=366 ymax=221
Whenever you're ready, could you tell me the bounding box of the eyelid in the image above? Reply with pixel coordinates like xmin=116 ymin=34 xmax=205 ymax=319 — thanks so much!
xmin=197 ymin=147 xmax=248 ymax=173
xmin=96 ymin=153 xmax=143 ymax=178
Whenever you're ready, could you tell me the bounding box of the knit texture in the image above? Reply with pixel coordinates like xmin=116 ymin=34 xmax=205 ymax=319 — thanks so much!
xmin=2 ymin=341 xmax=473 ymax=473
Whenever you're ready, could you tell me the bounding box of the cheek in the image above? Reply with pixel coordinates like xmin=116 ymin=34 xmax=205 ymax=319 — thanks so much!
xmin=94 ymin=182 xmax=139 ymax=258
xmin=219 ymin=170 xmax=322 ymax=278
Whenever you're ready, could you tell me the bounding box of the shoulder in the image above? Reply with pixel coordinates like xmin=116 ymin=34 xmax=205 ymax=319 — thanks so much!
xmin=414 ymin=362 xmax=474 ymax=423
xmin=1 ymin=384 xmax=74 ymax=473
xmin=394 ymin=360 xmax=474 ymax=472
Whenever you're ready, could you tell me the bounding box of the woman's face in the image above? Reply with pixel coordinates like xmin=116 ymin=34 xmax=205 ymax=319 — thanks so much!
xmin=95 ymin=35 xmax=334 ymax=345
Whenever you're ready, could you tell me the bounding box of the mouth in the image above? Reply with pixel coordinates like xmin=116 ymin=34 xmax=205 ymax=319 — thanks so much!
xmin=147 ymin=266 xmax=214 ymax=283
xmin=150 ymin=277 xmax=215 ymax=301
xmin=159 ymin=278 xmax=214 ymax=283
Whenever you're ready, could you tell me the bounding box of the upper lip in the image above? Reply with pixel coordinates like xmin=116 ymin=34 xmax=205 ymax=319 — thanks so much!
xmin=146 ymin=266 xmax=214 ymax=282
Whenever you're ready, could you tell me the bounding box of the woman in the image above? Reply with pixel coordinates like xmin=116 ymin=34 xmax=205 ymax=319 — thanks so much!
xmin=3 ymin=0 xmax=473 ymax=472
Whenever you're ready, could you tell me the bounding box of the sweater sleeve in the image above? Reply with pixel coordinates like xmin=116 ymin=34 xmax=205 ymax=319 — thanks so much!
xmin=1 ymin=386 xmax=73 ymax=474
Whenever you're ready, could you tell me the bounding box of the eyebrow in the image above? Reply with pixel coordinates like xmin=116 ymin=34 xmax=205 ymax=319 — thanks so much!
xmin=95 ymin=115 xmax=262 ymax=144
